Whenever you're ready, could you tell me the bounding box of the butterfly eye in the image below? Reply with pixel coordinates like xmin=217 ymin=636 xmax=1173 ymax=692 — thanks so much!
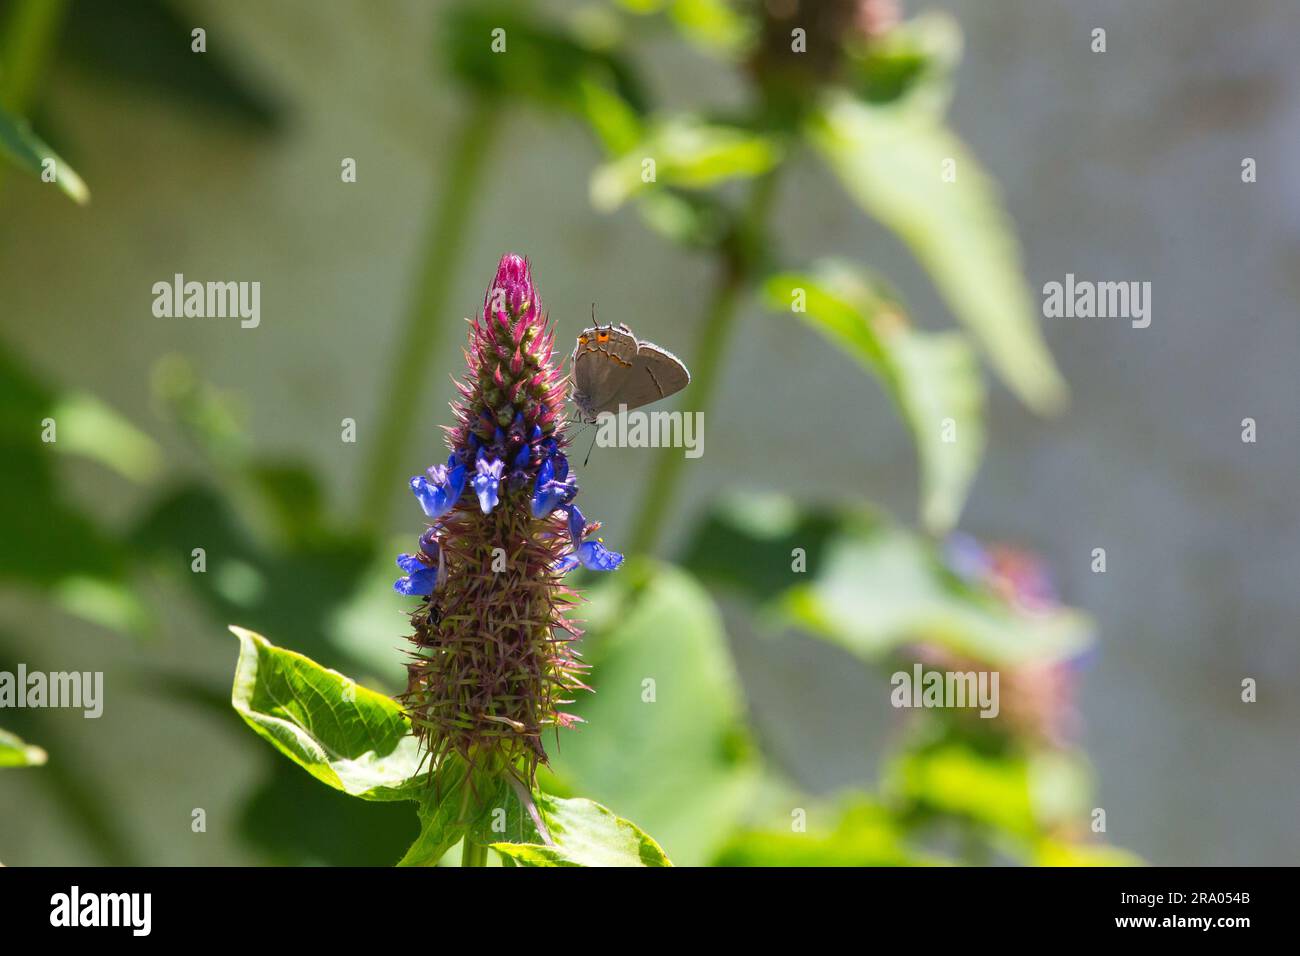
xmin=596 ymin=331 xmax=609 ymax=343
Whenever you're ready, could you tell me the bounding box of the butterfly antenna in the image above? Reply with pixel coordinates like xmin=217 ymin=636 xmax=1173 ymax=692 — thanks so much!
xmin=583 ymin=428 xmax=599 ymax=468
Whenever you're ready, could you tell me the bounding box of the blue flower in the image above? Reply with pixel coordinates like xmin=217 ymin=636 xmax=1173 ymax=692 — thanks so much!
xmin=576 ymin=539 xmax=624 ymax=571
xmin=411 ymin=454 xmax=466 ymax=519
xmin=508 ymin=412 xmax=528 ymax=442
xmin=394 ymin=552 xmax=439 ymax=596
xmin=531 ymin=454 xmax=578 ymax=518
xmin=507 ymin=439 xmax=534 ymax=491
xmin=943 ymin=532 xmax=990 ymax=585
xmin=567 ymin=503 xmax=587 ymax=544
xmin=472 ymin=454 xmax=505 ymax=513
xmin=557 ymin=504 xmax=623 ymax=572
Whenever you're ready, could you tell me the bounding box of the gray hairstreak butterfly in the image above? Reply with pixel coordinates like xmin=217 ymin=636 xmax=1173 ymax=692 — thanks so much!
xmin=570 ymin=321 xmax=691 ymax=424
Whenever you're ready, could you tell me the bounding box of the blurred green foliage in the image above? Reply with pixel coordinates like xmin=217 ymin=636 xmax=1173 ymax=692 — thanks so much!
xmin=0 ymin=726 xmax=46 ymax=767
xmin=683 ymin=492 xmax=1091 ymax=667
xmin=763 ymin=264 xmax=985 ymax=533
xmin=546 ymin=560 xmax=759 ymax=866
xmin=0 ymin=0 xmax=1135 ymax=867
xmin=0 ymin=104 xmax=86 ymax=201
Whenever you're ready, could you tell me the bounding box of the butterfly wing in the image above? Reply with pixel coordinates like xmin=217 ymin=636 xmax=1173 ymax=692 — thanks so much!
xmin=616 ymin=341 xmax=690 ymax=411
xmin=571 ymin=326 xmax=639 ymax=420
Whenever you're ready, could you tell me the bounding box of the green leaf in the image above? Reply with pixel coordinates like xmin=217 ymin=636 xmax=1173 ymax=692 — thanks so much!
xmin=0 ymin=728 xmax=47 ymax=768
xmin=59 ymin=0 xmax=282 ymax=130
xmin=49 ymin=392 xmax=162 ymax=482
xmin=548 ymin=560 xmax=758 ymax=865
xmin=239 ymin=760 xmax=419 ymax=866
xmin=765 ymin=263 xmax=985 ymax=532
xmin=0 ymin=629 xmax=140 ymax=862
xmin=614 ymin=0 xmax=753 ymax=58
xmin=51 ymin=576 xmax=149 ymax=634
xmin=844 ymin=12 xmax=962 ymax=108
xmin=591 ymin=117 xmax=781 ymax=211
xmin=713 ymin=800 xmax=932 ymax=867
xmin=0 ymin=103 xmax=88 ymax=203
xmin=0 ymin=341 xmax=133 ymax=620
xmin=684 ymin=494 xmax=1092 ymax=667
xmin=1035 ymin=838 xmax=1143 ymax=867
xmin=887 ymin=742 xmax=1035 ymax=836
xmin=227 ymin=620 xmax=675 ymax=867
xmin=489 ymin=792 xmax=672 ymax=867
xmin=398 ymin=766 xmax=673 ymax=867
xmin=633 ymin=189 xmax=732 ymax=248
xmin=781 ymin=526 xmax=1089 ymax=665
xmin=615 ymin=0 xmax=753 ymax=58
xmin=808 ymin=92 xmax=1066 ymax=414
xmin=443 ymin=2 xmax=647 ymax=154
xmin=134 ymin=481 xmax=375 ymax=667
xmin=395 ymin=756 xmax=500 ymax=866
xmin=229 ymin=626 xmax=423 ymax=800
xmin=665 ymin=0 xmax=752 ymax=56
xmin=879 ymin=738 xmax=1123 ymax=863
xmin=884 ymin=742 xmax=1095 ymax=841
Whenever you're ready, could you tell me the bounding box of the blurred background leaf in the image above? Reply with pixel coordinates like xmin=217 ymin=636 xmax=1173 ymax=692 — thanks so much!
xmin=843 ymin=11 xmax=962 ymax=109
xmin=591 ymin=116 xmax=781 ymax=211
xmin=547 ymin=559 xmax=759 ymax=866
xmin=444 ymin=0 xmax=647 ymax=152
xmin=0 ymin=342 xmax=145 ymax=631
xmin=684 ymin=492 xmax=1091 ymax=667
xmin=130 ymin=482 xmax=377 ymax=672
xmin=809 ymin=91 xmax=1066 ymax=414
xmin=0 ymin=104 xmax=87 ymax=202
xmin=614 ymin=0 xmax=754 ymax=59
xmin=1034 ymin=838 xmax=1143 ymax=867
xmin=238 ymin=759 xmax=419 ymax=866
xmin=882 ymin=738 xmax=1102 ymax=864
xmin=713 ymin=798 xmax=935 ymax=867
xmin=49 ymin=392 xmax=162 ymax=483
xmin=764 ymin=262 xmax=985 ymax=533
xmin=0 ymin=726 xmax=46 ymax=767
xmin=0 ymin=631 xmax=141 ymax=863
xmin=52 ymin=0 xmax=283 ymax=130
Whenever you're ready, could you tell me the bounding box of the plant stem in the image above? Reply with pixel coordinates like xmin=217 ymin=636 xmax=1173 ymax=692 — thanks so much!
xmin=461 ymin=837 xmax=489 ymax=868
xmin=626 ymin=169 xmax=782 ymax=556
xmin=358 ymin=99 xmax=499 ymax=536
xmin=0 ymin=0 xmax=69 ymax=203
xmin=626 ymin=268 xmax=742 ymax=555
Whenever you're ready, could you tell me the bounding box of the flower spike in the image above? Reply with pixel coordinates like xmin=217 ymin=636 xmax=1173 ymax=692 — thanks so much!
xmin=394 ymin=254 xmax=621 ymax=784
